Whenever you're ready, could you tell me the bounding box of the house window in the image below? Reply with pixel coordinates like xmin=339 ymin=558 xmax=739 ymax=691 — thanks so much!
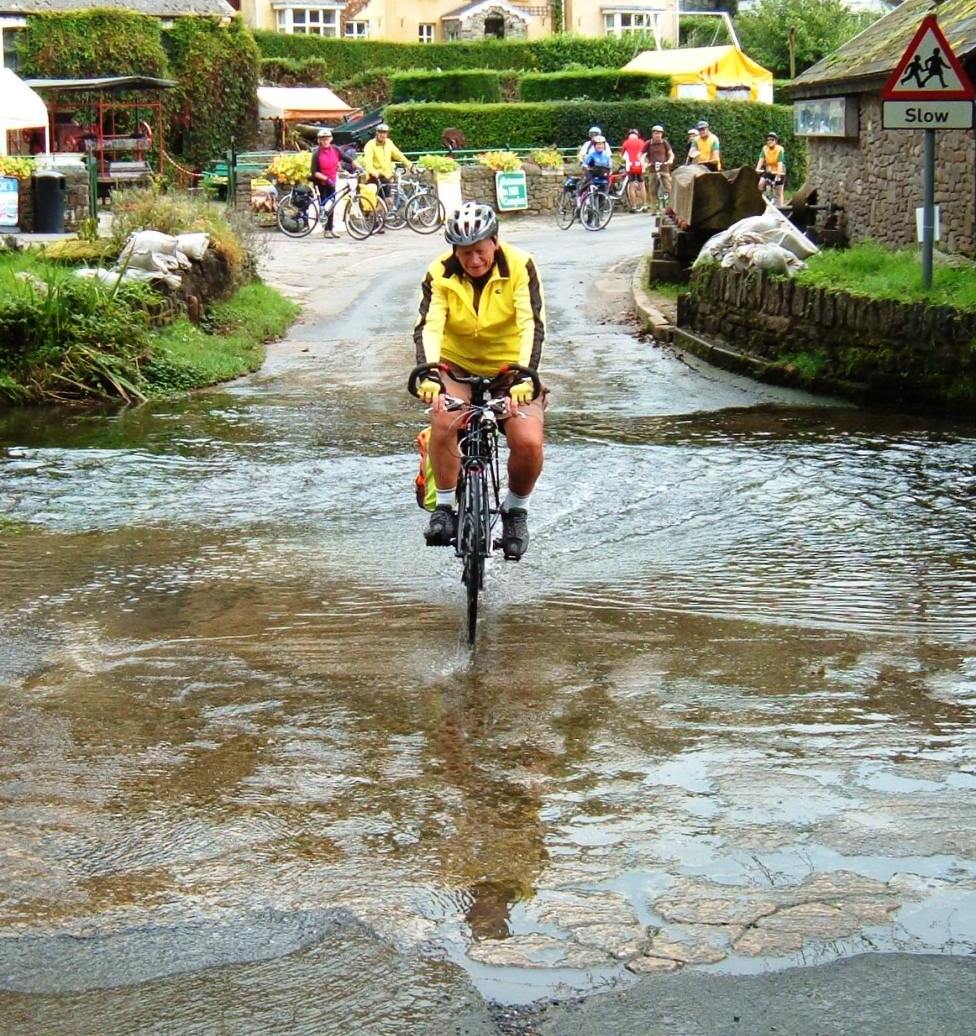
xmin=419 ymin=22 xmax=435 ymax=43
xmin=344 ymin=19 xmax=368 ymax=38
xmin=1 ymin=21 xmax=25 ymax=71
xmin=603 ymin=11 xmax=657 ymax=37
xmin=275 ymin=6 xmax=341 ymax=36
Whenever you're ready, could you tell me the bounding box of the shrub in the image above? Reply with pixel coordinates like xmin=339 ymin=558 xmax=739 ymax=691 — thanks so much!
xmin=16 ymin=11 xmax=167 ymax=78
xmin=164 ymin=17 xmax=259 ymax=168
xmin=385 ymin=99 xmax=805 ymax=184
xmin=264 ymin=152 xmax=311 ymax=186
xmin=41 ymin=240 xmax=117 ymax=264
xmin=334 ymin=67 xmax=395 ymax=109
xmin=260 ymin=56 xmax=329 ymax=85
xmin=476 ymin=151 xmax=522 ymax=172
xmin=0 ymin=156 xmax=35 ymax=178
xmin=526 ymin=148 xmax=565 ymax=170
xmin=518 ymin=69 xmax=670 ymax=102
xmin=417 ymin=154 xmax=459 ymax=174
xmin=391 ymin=69 xmax=502 ymax=104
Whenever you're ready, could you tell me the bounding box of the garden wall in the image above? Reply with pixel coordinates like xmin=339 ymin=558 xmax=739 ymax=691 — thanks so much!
xmin=457 ymin=166 xmax=565 ymax=215
xmin=677 ymin=264 xmax=976 ymax=410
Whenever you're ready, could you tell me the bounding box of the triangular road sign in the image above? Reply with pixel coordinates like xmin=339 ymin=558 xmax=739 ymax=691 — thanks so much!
xmin=881 ymin=15 xmax=976 ymax=101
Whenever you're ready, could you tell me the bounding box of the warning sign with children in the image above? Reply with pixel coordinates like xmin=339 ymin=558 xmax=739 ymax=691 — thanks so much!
xmin=882 ymin=15 xmax=976 ymax=129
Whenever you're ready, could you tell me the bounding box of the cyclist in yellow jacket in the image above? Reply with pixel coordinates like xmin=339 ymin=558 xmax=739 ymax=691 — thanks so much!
xmin=362 ymin=122 xmax=409 ymax=207
xmin=414 ymin=202 xmax=546 ymax=559
xmin=756 ymin=131 xmax=787 ymax=206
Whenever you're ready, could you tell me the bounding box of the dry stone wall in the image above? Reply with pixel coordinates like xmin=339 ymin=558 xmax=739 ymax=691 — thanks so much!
xmin=459 ymin=165 xmax=565 ymax=214
xmin=678 ymin=263 xmax=976 ymax=410
xmin=806 ymin=94 xmax=976 ymax=256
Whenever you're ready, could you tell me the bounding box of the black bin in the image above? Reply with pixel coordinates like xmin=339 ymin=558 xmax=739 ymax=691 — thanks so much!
xmin=33 ymin=170 xmax=67 ymax=233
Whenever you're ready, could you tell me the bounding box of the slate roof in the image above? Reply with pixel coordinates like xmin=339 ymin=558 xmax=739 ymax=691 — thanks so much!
xmin=792 ymin=0 xmax=976 ymax=96
xmin=0 ymin=0 xmax=234 ymax=15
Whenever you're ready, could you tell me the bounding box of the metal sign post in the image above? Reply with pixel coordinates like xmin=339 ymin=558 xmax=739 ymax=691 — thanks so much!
xmin=880 ymin=14 xmax=976 ymax=289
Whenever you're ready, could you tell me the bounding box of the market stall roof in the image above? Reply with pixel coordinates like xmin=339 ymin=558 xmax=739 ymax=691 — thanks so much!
xmin=26 ymin=76 xmax=177 ymax=92
xmin=257 ymin=86 xmax=361 ymax=122
xmin=623 ymin=45 xmax=773 ymax=99
xmin=0 ymin=68 xmax=50 ymax=155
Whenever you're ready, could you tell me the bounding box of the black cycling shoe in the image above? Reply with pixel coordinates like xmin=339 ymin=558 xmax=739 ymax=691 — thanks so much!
xmin=424 ymin=505 xmax=456 ymax=547
xmin=499 ymin=507 xmax=529 ymax=560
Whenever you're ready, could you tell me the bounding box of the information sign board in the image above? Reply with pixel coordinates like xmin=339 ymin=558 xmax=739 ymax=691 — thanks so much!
xmin=495 ymin=171 xmax=528 ymax=212
xmin=0 ymin=176 xmax=19 ymax=228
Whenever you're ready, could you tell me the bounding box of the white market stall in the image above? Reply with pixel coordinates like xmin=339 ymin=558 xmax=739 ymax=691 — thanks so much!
xmin=257 ymin=86 xmax=362 ymax=146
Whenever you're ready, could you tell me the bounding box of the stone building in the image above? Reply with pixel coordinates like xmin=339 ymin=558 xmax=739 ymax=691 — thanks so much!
xmin=240 ymin=0 xmax=677 ymax=45
xmin=792 ymin=0 xmax=976 ymax=256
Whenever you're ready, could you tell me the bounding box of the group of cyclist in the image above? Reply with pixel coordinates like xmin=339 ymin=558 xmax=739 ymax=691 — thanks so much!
xmin=309 ymin=122 xmax=410 ymax=236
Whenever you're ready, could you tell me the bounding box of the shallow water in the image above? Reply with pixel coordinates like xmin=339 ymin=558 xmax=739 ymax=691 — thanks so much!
xmin=2 ymin=221 xmax=975 ymax=1029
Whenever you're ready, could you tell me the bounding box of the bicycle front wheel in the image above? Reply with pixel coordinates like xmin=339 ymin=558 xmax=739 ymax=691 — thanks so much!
xmin=405 ymin=191 xmax=445 ymax=234
xmin=581 ymin=190 xmax=613 ymax=231
xmin=276 ymin=192 xmax=319 ymax=238
xmin=383 ymin=189 xmax=409 ymax=230
xmin=344 ymin=195 xmax=378 ymax=240
xmin=458 ymin=472 xmax=488 ymax=646
xmin=555 ymin=191 xmax=576 ymax=230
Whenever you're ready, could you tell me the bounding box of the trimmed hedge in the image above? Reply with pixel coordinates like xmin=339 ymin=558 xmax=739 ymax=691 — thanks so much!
xmin=518 ymin=69 xmax=671 ymax=102
xmin=260 ymin=56 xmax=329 ymax=86
xmin=385 ymin=99 xmax=806 ymax=184
xmin=252 ymin=31 xmax=657 ymax=79
xmin=773 ymin=79 xmax=793 ymax=105
xmin=391 ymin=69 xmax=502 ymax=104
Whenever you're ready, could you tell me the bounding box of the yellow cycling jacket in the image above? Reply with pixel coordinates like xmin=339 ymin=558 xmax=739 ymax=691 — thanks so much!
xmin=414 ymin=243 xmax=546 ymax=377
xmin=362 ymin=138 xmax=409 ymax=179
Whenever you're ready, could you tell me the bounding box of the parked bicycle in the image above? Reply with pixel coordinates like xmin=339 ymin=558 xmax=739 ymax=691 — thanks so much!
xmin=408 ymin=361 xmax=542 ymax=645
xmin=277 ymin=172 xmax=379 ymax=240
xmin=376 ymin=167 xmax=446 ymax=234
xmin=554 ymin=175 xmax=614 ymax=232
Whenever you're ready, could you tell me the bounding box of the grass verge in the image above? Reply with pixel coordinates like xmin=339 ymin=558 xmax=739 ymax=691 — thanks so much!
xmin=648 ymin=280 xmax=685 ymax=299
xmin=142 ymin=282 xmax=299 ymax=396
xmin=795 ymin=241 xmax=976 ymax=311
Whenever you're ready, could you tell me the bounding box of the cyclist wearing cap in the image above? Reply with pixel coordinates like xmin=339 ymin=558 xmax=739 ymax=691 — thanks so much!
xmin=619 ymin=128 xmax=648 ymax=211
xmin=310 ymin=127 xmax=362 ymax=237
xmin=694 ymin=120 xmax=721 ymax=171
xmin=756 ymin=131 xmax=786 ymax=206
xmin=577 ymin=125 xmax=604 ymax=164
xmin=414 ymin=202 xmax=546 ymax=559
xmin=642 ymin=125 xmax=674 ymax=211
xmin=684 ymin=128 xmax=700 ymax=164
xmin=362 ymin=122 xmax=410 ymax=212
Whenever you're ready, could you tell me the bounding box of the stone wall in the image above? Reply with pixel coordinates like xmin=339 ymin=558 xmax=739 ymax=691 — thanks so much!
xmin=13 ymin=169 xmax=90 ymax=233
xmin=444 ymin=6 xmax=530 ymax=40
xmin=459 ymin=165 xmax=566 ymax=215
xmin=806 ymin=94 xmax=976 ymax=256
xmin=678 ymin=264 xmax=976 ymax=410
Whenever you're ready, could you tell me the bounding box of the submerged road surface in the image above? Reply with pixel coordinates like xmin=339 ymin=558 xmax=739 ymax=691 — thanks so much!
xmin=1 ymin=217 xmax=975 ymax=1034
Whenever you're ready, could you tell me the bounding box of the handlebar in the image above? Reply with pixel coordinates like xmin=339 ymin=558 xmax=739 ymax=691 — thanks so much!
xmin=408 ymin=362 xmax=542 ymax=402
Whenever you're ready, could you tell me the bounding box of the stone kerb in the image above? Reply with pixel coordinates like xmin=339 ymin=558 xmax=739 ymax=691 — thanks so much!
xmin=677 ymin=264 xmax=976 ymax=409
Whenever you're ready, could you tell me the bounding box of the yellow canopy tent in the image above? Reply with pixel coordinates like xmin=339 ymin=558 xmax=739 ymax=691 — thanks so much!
xmin=623 ymin=46 xmax=774 ymax=104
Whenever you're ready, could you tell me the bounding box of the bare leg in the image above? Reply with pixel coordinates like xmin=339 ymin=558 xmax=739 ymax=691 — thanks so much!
xmin=504 ymin=403 xmax=544 ymax=496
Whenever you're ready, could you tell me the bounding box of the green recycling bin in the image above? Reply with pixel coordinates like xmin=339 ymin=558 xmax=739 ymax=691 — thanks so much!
xmin=33 ymin=169 xmax=67 ymax=233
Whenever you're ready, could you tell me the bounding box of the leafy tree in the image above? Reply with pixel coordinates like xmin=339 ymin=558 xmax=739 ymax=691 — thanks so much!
xmin=734 ymin=0 xmax=882 ymax=79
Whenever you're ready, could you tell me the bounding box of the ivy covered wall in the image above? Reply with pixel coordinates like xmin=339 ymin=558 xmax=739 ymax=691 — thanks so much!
xmin=16 ymin=13 xmax=258 ymax=167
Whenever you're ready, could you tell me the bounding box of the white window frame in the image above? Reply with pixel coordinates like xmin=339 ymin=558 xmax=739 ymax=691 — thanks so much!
xmin=418 ymin=22 xmax=436 ymax=44
xmin=274 ymin=5 xmax=342 ymax=36
xmin=603 ymin=10 xmax=659 ymax=38
xmin=1 ymin=17 xmax=27 ymax=73
xmin=344 ymin=19 xmax=368 ymax=38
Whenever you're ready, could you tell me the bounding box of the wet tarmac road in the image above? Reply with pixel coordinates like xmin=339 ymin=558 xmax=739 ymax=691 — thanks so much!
xmin=1 ymin=217 xmax=975 ymax=1033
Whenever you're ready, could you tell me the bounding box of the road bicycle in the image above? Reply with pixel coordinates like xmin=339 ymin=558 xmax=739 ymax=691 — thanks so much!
xmin=554 ymin=175 xmax=614 ymax=232
xmin=277 ymin=172 xmax=379 ymax=240
xmin=647 ymin=163 xmax=670 ymax=212
xmin=376 ymin=167 xmax=446 ymax=234
xmin=408 ymin=361 xmax=542 ymax=645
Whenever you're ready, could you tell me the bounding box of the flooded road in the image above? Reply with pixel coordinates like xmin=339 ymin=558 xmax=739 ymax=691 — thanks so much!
xmin=2 ymin=218 xmax=975 ymax=1033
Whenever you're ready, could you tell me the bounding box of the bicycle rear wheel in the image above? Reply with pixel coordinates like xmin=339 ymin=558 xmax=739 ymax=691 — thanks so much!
xmin=276 ymin=192 xmax=319 ymax=238
xmin=383 ymin=189 xmax=409 ymax=230
xmin=405 ymin=191 xmax=445 ymax=234
xmin=458 ymin=472 xmax=488 ymax=646
xmin=555 ymin=190 xmax=576 ymax=230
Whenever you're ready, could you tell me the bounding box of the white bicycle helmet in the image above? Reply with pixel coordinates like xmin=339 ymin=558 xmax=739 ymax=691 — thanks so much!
xmin=445 ymin=201 xmax=498 ymax=246
xmin=588 ymin=125 xmax=602 ymax=136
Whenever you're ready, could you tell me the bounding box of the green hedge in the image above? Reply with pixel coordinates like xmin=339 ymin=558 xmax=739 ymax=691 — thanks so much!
xmin=17 ymin=10 xmax=167 ymax=78
xmin=518 ymin=69 xmax=671 ymax=102
xmin=260 ymin=56 xmax=329 ymax=85
xmin=391 ymin=69 xmax=502 ymax=104
xmin=385 ymin=99 xmax=806 ymax=184
xmin=773 ymin=79 xmax=793 ymax=105
xmin=252 ymin=31 xmax=657 ymax=79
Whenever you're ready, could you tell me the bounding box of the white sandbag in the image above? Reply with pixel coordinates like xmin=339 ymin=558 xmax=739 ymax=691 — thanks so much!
xmin=176 ymin=232 xmax=210 ymax=260
xmin=119 ymin=230 xmax=192 ymax=273
xmin=76 ymin=265 xmax=182 ymax=290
